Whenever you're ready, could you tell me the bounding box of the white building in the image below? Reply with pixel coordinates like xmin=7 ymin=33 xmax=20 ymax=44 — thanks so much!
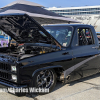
xmin=47 ymin=5 xmax=100 ymax=32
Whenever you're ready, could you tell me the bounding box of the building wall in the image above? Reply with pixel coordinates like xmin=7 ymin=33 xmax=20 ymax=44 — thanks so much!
xmin=47 ymin=5 xmax=100 ymax=32
xmin=47 ymin=5 xmax=100 ymax=16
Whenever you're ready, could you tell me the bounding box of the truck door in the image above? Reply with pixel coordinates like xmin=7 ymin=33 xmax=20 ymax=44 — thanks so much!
xmin=72 ymin=27 xmax=99 ymax=78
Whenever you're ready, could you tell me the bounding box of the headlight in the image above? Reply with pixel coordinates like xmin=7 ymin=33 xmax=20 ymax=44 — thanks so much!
xmin=11 ymin=66 xmax=17 ymax=72
xmin=12 ymin=75 xmax=17 ymax=82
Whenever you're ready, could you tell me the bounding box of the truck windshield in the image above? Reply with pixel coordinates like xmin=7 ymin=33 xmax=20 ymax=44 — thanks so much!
xmin=43 ymin=26 xmax=73 ymax=47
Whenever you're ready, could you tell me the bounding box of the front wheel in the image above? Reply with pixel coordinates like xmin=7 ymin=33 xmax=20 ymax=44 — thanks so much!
xmin=30 ymin=69 xmax=57 ymax=94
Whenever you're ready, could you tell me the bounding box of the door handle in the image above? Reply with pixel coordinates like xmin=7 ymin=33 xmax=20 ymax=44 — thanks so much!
xmin=62 ymin=52 xmax=69 ymax=55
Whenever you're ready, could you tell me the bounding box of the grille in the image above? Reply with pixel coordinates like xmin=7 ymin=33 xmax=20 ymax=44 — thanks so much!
xmin=0 ymin=63 xmax=10 ymax=70
xmin=0 ymin=71 xmax=9 ymax=79
xmin=0 ymin=63 xmax=11 ymax=80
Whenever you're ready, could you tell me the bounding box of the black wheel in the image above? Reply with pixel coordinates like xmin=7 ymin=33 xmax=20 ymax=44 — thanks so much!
xmin=30 ymin=69 xmax=57 ymax=94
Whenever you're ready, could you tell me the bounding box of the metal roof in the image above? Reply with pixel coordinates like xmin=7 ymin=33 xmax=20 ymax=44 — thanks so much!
xmin=1 ymin=0 xmax=44 ymax=8
xmin=0 ymin=0 xmax=80 ymax=24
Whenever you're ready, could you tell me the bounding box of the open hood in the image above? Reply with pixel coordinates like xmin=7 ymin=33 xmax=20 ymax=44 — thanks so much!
xmin=0 ymin=13 xmax=61 ymax=47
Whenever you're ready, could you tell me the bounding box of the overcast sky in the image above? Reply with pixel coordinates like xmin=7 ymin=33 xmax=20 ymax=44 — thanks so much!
xmin=0 ymin=0 xmax=100 ymax=8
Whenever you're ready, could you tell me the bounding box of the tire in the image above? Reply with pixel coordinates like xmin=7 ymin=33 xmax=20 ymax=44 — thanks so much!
xmin=29 ymin=69 xmax=57 ymax=94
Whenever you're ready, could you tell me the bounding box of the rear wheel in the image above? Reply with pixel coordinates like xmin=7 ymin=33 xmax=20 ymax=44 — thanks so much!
xmin=30 ymin=69 xmax=57 ymax=94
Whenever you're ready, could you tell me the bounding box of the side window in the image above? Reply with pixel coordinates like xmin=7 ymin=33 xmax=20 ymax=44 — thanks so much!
xmin=77 ymin=28 xmax=94 ymax=46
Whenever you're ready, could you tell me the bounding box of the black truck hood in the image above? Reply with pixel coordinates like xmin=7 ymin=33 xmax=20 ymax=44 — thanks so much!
xmin=0 ymin=13 xmax=61 ymax=47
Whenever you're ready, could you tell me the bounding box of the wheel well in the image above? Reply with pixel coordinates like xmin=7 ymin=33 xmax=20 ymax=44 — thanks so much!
xmin=53 ymin=67 xmax=64 ymax=80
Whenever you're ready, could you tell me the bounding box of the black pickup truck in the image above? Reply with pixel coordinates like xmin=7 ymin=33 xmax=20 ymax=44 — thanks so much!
xmin=0 ymin=13 xmax=99 ymax=96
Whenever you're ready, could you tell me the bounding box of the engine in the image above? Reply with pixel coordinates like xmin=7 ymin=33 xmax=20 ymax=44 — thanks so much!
xmin=0 ymin=43 xmax=59 ymax=59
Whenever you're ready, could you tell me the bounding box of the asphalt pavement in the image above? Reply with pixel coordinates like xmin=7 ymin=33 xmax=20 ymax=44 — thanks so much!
xmin=0 ymin=73 xmax=100 ymax=100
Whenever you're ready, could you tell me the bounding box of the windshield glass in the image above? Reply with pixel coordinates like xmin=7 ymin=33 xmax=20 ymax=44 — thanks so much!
xmin=43 ymin=26 xmax=73 ymax=47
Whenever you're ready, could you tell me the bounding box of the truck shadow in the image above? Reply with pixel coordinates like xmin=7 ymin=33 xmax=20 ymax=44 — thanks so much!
xmin=53 ymin=73 xmax=100 ymax=92
xmin=26 ymin=73 xmax=100 ymax=99
xmin=69 ymin=73 xmax=100 ymax=86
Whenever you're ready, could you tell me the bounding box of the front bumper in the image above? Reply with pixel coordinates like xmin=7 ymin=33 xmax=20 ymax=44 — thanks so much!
xmin=0 ymin=78 xmax=27 ymax=96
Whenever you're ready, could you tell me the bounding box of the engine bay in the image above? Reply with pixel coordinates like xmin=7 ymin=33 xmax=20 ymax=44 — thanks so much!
xmin=0 ymin=43 xmax=60 ymax=60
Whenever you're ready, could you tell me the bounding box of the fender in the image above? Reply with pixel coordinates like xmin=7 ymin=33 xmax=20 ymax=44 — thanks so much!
xmin=32 ymin=65 xmax=63 ymax=77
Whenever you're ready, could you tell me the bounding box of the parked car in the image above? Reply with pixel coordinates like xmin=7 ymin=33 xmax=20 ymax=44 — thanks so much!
xmin=0 ymin=13 xmax=99 ymax=96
